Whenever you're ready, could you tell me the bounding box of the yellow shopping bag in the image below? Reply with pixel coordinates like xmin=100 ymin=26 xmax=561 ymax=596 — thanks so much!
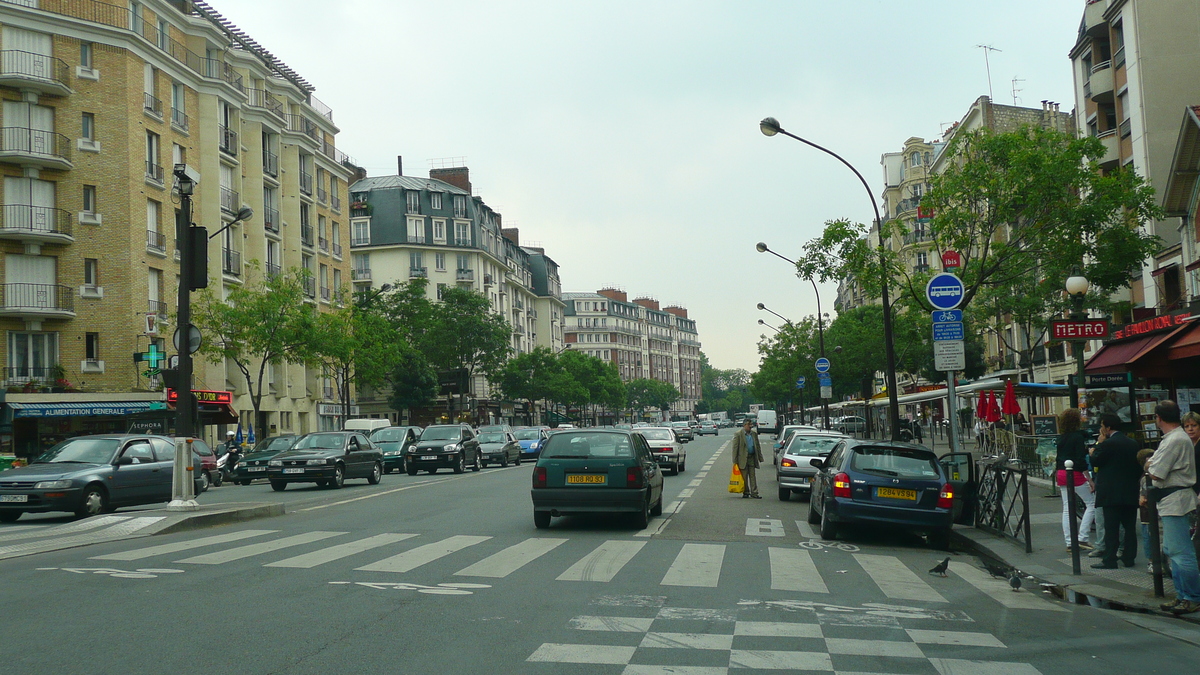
xmin=729 ymin=464 xmax=744 ymax=494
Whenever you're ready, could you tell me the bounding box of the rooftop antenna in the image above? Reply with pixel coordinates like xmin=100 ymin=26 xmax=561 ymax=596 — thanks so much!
xmin=1011 ymin=76 xmax=1025 ymax=106
xmin=976 ymin=44 xmax=1002 ymax=100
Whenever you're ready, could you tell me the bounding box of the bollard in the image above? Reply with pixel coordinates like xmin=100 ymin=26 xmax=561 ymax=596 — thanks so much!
xmin=1065 ymin=460 xmax=1081 ymax=575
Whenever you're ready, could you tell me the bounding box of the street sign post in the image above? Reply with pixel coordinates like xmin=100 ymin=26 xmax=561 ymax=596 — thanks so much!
xmin=934 ymin=341 xmax=966 ymax=371
xmin=795 ymin=376 xmax=806 ymax=389
xmin=814 ymin=357 xmax=830 ymax=373
xmin=932 ymin=322 xmax=965 ymax=341
xmin=926 ymin=273 xmax=965 ymax=311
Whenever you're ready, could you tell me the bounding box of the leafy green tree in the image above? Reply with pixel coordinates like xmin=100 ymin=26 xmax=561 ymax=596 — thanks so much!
xmin=493 ymin=347 xmax=567 ymax=423
xmin=421 ymin=287 xmax=512 ymax=417
xmin=386 ymin=344 xmax=439 ymax=413
xmin=625 ymin=378 xmax=680 ymax=421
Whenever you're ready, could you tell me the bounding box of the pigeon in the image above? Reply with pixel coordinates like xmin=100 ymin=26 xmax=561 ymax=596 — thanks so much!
xmin=929 ymin=557 xmax=951 ymax=577
xmin=1009 ymin=572 xmax=1022 ymax=592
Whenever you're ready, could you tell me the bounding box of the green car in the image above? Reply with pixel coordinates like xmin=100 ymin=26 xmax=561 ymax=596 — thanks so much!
xmin=370 ymin=426 xmax=421 ymax=474
xmin=233 ymin=435 xmax=299 ymax=485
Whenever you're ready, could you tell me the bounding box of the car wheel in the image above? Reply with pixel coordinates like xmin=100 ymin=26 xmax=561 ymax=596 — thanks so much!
xmin=481 ymin=461 xmax=489 ymax=469
xmin=74 ymin=486 xmax=107 ymax=519
xmin=271 ymin=480 xmax=287 ymax=492
xmin=534 ymin=511 xmax=551 ymax=529
xmin=500 ymin=455 xmax=508 ymax=468
xmin=407 ymin=466 xmax=419 ymax=476
xmin=779 ymin=487 xmax=790 ymax=501
xmin=807 ymin=502 xmax=821 ymax=525
xmin=679 ymin=458 xmax=685 ymax=473
xmin=329 ymin=464 xmax=345 ymax=489
xmin=632 ymin=496 xmax=651 ymax=529
xmin=515 ymin=455 xmax=521 ymax=466
xmin=929 ymin=528 xmax=952 ymax=551
xmin=472 ymin=454 xmax=481 ymax=472
xmin=239 ymin=479 xmax=252 ymax=486
xmin=199 ymin=471 xmax=211 ymax=493
xmin=819 ymin=504 xmax=838 ymax=540
xmin=0 ymin=511 xmax=23 ymax=523
xmin=367 ymin=462 xmax=382 ymax=485
xmin=651 ymin=494 xmax=663 ymax=516
xmin=453 ymin=454 xmax=465 ymax=474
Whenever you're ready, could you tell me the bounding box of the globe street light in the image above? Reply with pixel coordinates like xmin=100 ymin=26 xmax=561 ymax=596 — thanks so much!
xmin=758 ymin=318 xmax=779 ymax=333
xmin=1065 ymin=272 xmax=1090 ymax=408
xmin=759 ymin=118 xmax=902 ymax=440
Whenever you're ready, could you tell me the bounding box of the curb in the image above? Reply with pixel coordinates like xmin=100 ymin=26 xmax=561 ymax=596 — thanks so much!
xmin=152 ymin=502 xmax=286 ymax=535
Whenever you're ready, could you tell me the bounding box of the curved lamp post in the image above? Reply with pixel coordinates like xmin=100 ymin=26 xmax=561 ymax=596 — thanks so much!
xmin=758 ymin=297 xmax=830 ymax=430
xmin=1065 ymin=272 xmax=1090 ymax=408
xmin=757 ymin=318 xmax=779 ymax=333
xmin=759 ymin=117 xmax=902 ymax=440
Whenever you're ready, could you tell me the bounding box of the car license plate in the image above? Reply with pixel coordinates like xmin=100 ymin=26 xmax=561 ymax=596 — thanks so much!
xmin=566 ymin=474 xmax=606 ymax=485
xmin=1 ymin=494 xmax=28 ymax=503
xmin=283 ymin=468 xmax=305 ymax=474
xmin=421 ymin=455 xmax=437 ymax=461
xmin=247 ymin=466 xmax=266 ymax=472
xmin=876 ymin=487 xmax=917 ymax=500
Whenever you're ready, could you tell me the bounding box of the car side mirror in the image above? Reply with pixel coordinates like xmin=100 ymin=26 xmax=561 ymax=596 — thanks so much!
xmin=809 ymin=458 xmax=825 ymax=469
xmin=115 ymin=456 xmax=134 ymax=466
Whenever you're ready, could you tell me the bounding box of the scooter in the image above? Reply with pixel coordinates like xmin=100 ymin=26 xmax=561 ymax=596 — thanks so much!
xmin=217 ymin=446 xmax=241 ymax=486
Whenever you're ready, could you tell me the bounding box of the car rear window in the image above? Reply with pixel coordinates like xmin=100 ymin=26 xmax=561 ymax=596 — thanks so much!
xmin=515 ymin=429 xmax=542 ymax=440
xmin=541 ymin=433 xmax=634 ymax=459
xmin=639 ymin=429 xmax=674 ymax=441
xmin=785 ymin=436 xmax=842 ymax=456
xmin=478 ymin=433 xmax=506 ymax=443
xmin=371 ymin=428 xmax=408 ymax=442
xmin=850 ymin=446 xmax=940 ymax=479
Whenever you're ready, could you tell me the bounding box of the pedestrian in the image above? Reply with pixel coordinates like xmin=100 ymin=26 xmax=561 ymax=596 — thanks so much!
xmin=1016 ymin=412 xmax=1030 ymax=434
xmin=1055 ymin=408 xmax=1096 ymax=551
xmin=1088 ymin=413 xmax=1141 ymax=570
xmin=732 ymin=419 xmax=763 ymax=499
xmin=1146 ymin=400 xmax=1200 ymax=615
xmin=1183 ymin=411 xmax=1200 ymax=496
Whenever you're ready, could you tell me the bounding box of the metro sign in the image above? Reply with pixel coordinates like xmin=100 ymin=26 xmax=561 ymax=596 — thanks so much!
xmin=1050 ymin=319 xmax=1110 ymax=340
xmin=166 ymin=389 xmax=233 ymax=405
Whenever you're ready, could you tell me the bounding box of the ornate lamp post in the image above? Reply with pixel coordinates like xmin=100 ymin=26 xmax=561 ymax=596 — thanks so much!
xmin=1065 ymin=272 xmax=1090 ymax=409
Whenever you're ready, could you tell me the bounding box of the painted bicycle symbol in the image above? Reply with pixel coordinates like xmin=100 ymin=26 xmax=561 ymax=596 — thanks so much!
xmin=330 ymin=581 xmax=491 ymax=596
xmin=798 ymin=540 xmax=860 ymax=552
xmin=937 ymin=312 xmax=957 ymax=322
xmin=38 ymin=566 xmax=185 ymax=579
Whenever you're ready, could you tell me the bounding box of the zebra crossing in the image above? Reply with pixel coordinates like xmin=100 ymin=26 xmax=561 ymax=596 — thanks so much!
xmin=81 ymin=527 xmax=1066 ymax=611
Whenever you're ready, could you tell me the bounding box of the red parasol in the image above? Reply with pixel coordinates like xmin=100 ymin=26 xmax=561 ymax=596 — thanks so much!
xmin=976 ymin=393 xmax=989 ymax=419
xmin=986 ymin=390 xmax=1003 ymax=423
xmin=1001 ymin=379 xmax=1021 ymax=416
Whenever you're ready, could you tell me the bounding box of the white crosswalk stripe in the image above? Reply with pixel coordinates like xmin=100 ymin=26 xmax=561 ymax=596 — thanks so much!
xmin=854 ymin=553 xmax=947 ymax=603
xmin=557 ymin=540 xmax=645 ymax=582
xmin=662 ymin=543 xmax=724 ymax=587
xmin=355 ymin=534 xmax=490 ymax=573
xmin=949 ymin=561 xmax=1068 ymax=612
xmin=265 ymin=533 xmax=417 ymax=569
xmin=768 ymin=547 xmax=828 ymax=593
xmin=176 ymin=531 xmax=345 ymax=564
xmin=92 ymin=529 xmax=277 ymax=561
xmin=454 ymin=537 xmax=566 ymax=578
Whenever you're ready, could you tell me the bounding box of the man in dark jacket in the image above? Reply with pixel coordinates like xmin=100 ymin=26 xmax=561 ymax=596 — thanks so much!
xmin=1089 ymin=412 xmax=1142 ymax=569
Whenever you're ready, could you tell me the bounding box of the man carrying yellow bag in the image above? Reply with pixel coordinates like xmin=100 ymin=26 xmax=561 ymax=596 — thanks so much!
xmin=732 ymin=419 xmax=763 ymax=498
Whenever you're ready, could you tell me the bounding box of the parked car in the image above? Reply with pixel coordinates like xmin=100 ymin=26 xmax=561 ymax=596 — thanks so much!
xmin=0 ymin=435 xmax=205 ymax=521
xmin=669 ymin=421 xmax=694 ymax=442
xmin=370 ymin=426 xmax=421 ymax=474
xmin=266 ymin=432 xmax=383 ymax=490
xmin=189 ymin=438 xmax=221 ymax=490
xmin=772 ymin=425 xmax=818 ymax=464
xmin=696 ymin=422 xmax=718 ymax=436
xmin=833 ymin=416 xmax=868 ymax=434
xmin=343 ymin=418 xmax=391 ymax=435
xmin=530 ymin=429 xmax=664 ymax=529
xmin=478 ymin=430 xmax=522 ymax=467
xmin=776 ymin=431 xmax=847 ymax=501
xmin=405 ymin=424 xmax=481 ymax=475
xmin=234 ymin=435 xmax=300 ymax=485
xmin=636 ymin=427 xmax=686 ymax=475
xmin=514 ymin=427 xmax=550 ymax=459
xmin=806 ymin=439 xmax=965 ymax=548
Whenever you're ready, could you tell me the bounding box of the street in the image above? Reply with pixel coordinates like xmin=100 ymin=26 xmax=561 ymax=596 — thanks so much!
xmin=2 ymin=433 xmax=1198 ymax=674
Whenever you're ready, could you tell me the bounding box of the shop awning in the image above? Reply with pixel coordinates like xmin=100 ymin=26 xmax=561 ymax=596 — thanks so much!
xmin=7 ymin=401 xmax=157 ymax=418
xmin=1084 ymin=323 xmax=1190 ymax=373
xmin=1167 ymin=319 xmax=1200 ymax=360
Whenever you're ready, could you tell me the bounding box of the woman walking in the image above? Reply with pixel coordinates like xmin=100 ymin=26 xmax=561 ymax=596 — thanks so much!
xmin=1056 ymin=408 xmax=1096 ymax=551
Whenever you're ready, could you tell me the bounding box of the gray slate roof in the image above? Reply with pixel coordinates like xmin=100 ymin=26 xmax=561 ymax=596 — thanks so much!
xmin=349 ymin=175 xmax=470 ymax=195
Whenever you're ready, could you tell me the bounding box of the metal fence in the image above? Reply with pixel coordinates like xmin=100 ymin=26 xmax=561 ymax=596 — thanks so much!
xmin=973 ymin=459 xmax=1032 ymax=553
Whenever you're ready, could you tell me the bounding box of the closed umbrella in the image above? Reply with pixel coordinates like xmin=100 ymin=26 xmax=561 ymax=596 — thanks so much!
xmin=986 ymin=390 xmax=1002 ymax=423
xmin=235 ymin=422 xmax=244 ymax=447
xmin=976 ymin=393 xmax=989 ymax=419
xmin=247 ymin=423 xmax=256 ymax=446
xmin=1001 ymin=379 xmax=1021 ymax=455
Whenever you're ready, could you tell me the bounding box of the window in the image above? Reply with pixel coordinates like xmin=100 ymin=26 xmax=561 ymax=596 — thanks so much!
xmin=435 ymin=252 xmax=446 ymax=271
xmin=407 ymin=217 xmax=424 ymax=243
xmin=81 ymin=112 xmax=95 ymax=140
xmin=410 ymin=250 xmax=424 ymax=271
xmin=406 ymin=190 xmax=420 ymax=214
xmin=171 ymin=83 xmax=186 ymax=128
xmin=148 ymin=268 xmax=162 ymax=312
xmin=916 ymin=252 xmax=928 ymax=267
xmin=433 ymin=219 xmax=446 ymax=243
xmin=157 ymin=19 xmax=169 ymax=50
xmin=453 ymin=195 xmax=467 ymax=218
xmin=437 ymin=283 xmax=447 ymax=300
xmin=457 ymin=254 xmax=470 ymax=271
xmin=84 ymin=259 xmax=98 ymax=287
xmin=352 ymin=253 xmax=369 ymax=273
xmin=318 ymin=215 xmax=327 ymax=250
xmin=7 ymin=331 xmax=58 ymax=382
xmin=911 ymin=152 xmax=920 ymax=167
xmin=431 ymin=192 xmax=443 ymax=210
xmin=145 ymin=131 xmax=161 ymax=181
xmin=82 ymin=185 xmax=97 ymax=213
xmin=86 ymin=333 xmax=100 ymax=361
xmin=455 ymin=221 xmax=471 ymax=246
xmin=352 ymin=220 xmax=370 ymax=246
xmin=80 ymin=41 xmax=93 ymax=68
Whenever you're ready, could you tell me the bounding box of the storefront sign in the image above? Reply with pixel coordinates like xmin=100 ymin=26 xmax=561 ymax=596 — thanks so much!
xmin=317 ymin=404 xmax=360 ymax=416
xmin=1110 ymin=312 xmax=1191 ymax=340
xmin=127 ymin=418 xmax=168 ymax=434
xmin=1083 ymin=373 xmax=1132 ymax=387
xmin=1050 ymin=319 xmax=1110 ymax=340
xmin=10 ymin=402 xmax=156 ymax=418
xmin=166 ymin=389 xmax=232 ymax=404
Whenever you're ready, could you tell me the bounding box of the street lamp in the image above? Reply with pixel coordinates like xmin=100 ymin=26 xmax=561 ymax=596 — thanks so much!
xmin=759 ymin=118 xmax=902 ymax=440
xmin=758 ymin=318 xmax=779 ymax=333
xmin=1065 ymin=272 xmax=1090 ymax=408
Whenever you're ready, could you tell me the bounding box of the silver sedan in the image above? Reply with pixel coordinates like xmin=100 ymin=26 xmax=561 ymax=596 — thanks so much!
xmin=776 ymin=431 xmax=848 ymax=501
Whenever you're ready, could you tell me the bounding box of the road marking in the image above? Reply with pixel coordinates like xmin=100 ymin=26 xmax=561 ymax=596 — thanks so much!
xmin=639 ymin=632 xmax=734 ymax=650
xmin=622 ymin=666 xmax=726 ymax=675
xmin=676 ymin=488 xmax=695 ymax=498
xmin=0 ymin=515 xmax=129 ymax=543
xmin=356 ymin=534 xmax=491 ymax=573
xmin=176 ymin=531 xmax=345 ymax=564
xmin=907 ymin=629 xmax=1006 ymax=647
xmin=746 ymin=518 xmax=786 ymax=537
xmin=558 ymin=540 xmax=645 ymax=582
xmin=688 ymin=479 xmax=702 ymax=487
xmin=734 ymin=621 xmax=823 ymax=638
xmin=853 ymin=553 xmax=948 ymax=603
xmin=826 ymin=637 xmax=924 ymax=658
xmin=296 ymin=475 xmax=462 ymax=511
xmin=662 ymin=543 xmax=724 ymax=587
xmin=730 ymin=650 xmax=832 ymax=670
xmin=91 ymin=529 xmax=277 ymax=561
xmin=929 ymin=658 xmax=1042 ymax=674
xmin=454 ymin=537 xmax=567 ymax=578
xmin=569 ymin=616 xmax=654 ymax=632
xmin=0 ymin=517 xmax=165 ymax=559
xmin=769 ymin=547 xmax=828 ymax=593
xmin=265 ymin=533 xmax=417 ymax=568
xmin=527 ymin=643 xmax=635 ymax=665
xmin=948 ymin=562 xmax=1068 ymax=612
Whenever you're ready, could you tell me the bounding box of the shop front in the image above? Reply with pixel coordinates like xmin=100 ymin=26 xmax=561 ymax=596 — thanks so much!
xmin=1 ymin=392 xmax=168 ymax=460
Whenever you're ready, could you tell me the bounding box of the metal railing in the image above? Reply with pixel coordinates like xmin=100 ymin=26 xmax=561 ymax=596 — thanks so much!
xmin=973 ymin=459 xmax=1032 ymax=553
xmin=222 ymin=248 xmax=241 ymax=276
xmin=330 ymin=193 xmax=341 ymax=211
xmin=318 ymin=236 xmax=328 ymax=251
xmin=246 ymin=88 xmax=284 ymax=118
xmin=220 ymin=187 xmax=239 ymax=214
xmin=0 ymin=127 xmax=72 ymax=164
xmin=320 ymin=286 xmax=330 ymax=302
xmin=300 ymin=171 xmax=313 ymax=196
xmin=0 ymin=205 xmax=72 ymax=237
xmin=146 ymin=229 xmax=166 ymax=252
xmin=456 ymin=269 xmax=475 ymax=282
xmin=317 ymin=185 xmax=327 ymax=203
xmin=143 ymin=92 xmax=162 ymax=116
xmin=263 ymin=207 xmax=279 ymax=233
xmin=903 ymin=230 xmax=932 ymax=245
xmin=287 ymin=114 xmax=320 ymax=143
xmin=0 ymin=283 xmax=74 ymax=312
xmin=300 ymin=222 xmax=315 ymax=247
xmin=409 ymin=267 xmax=428 ymax=278
xmin=265 ymin=262 xmax=281 ymax=278
xmin=351 ymin=234 xmax=370 ymax=247
xmin=148 ymin=299 xmax=169 ymax=316
xmin=171 ymin=107 xmax=189 ymax=131
xmin=1119 ymin=118 xmax=1132 ymax=138
xmin=218 ymin=124 xmax=238 ymax=156
xmin=332 ymin=242 xmax=342 ymax=257
xmin=145 ymin=161 xmax=164 ymax=183
xmin=351 ymin=268 xmax=371 ymax=281
xmin=263 ymin=150 xmax=278 ymax=177
xmin=0 ymin=49 xmax=70 ymax=88
xmin=303 ymin=277 xmax=317 ymax=298
xmin=5 ymin=365 xmax=55 ymax=384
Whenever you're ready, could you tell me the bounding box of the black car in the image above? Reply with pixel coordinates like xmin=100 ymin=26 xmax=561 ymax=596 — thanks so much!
xmin=0 ymin=435 xmax=205 ymax=521
xmin=234 ymin=435 xmax=300 ymax=485
xmin=369 ymin=426 xmax=421 ymax=474
xmin=266 ymin=432 xmax=383 ymax=491
xmin=405 ymin=424 xmax=481 ymax=475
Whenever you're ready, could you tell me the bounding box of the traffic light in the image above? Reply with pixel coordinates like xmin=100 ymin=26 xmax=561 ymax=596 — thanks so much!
xmin=160 ymin=368 xmax=182 ymax=391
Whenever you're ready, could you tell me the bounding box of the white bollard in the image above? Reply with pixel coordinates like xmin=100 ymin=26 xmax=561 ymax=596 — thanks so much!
xmin=167 ymin=437 xmax=200 ymax=511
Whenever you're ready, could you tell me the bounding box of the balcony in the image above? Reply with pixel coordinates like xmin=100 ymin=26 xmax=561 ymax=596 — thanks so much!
xmin=902 ymin=230 xmax=932 ymax=246
xmin=300 ymin=171 xmax=313 ymax=196
xmin=148 ymin=299 xmax=169 ymax=317
xmin=303 ymin=277 xmax=317 ymax=298
xmin=301 ymin=222 xmax=315 ymax=248
xmin=246 ymin=88 xmax=284 ymax=120
xmin=286 ymin=115 xmax=321 ymax=144
xmin=146 ymin=229 xmax=166 ymax=254
xmin=330 ymin=193 xmax=341 ymax=212
xmin=913 ymin=263 xmax=930 ymax=274
xmin=171 ymin=107 xmax=189 ymax=132
xmin=263 ymin=207 xmax=280 ymax=234
xmin=0 ymin=283 xmax=75 ymax=319
xmin=409 ymin=267 xmax=428 ymax=279
xmin=145 ymin=160 xmax=164 ymax=185
xmin=220 ymin=187 xmax=239 ymax=215
xmin=351 ymin=268 xmax=371 ymax=281
xmin=263 ymin=150 xmax=278 ymax=177
xmin=218 ymin=124 xmax=238 ymax=156
xmin=1083 ymin=0 xmax=1108 ymax=38
xmin=265 ymin=262 xmax=281 ymax=278
xmin=1097 ymin=129 xmax=1119 ymax=169
xmin=0 ymin=50 xmax=72 ymax=96
xmin=1088 ymin=61 xmax=1114 ymax=103
xmin=0 ymin=127 xmax=73 ymax=170
xmin=143 ymin=92 xmax=163 ymax=118
xmin=332 ymin=242 xmax=342 ymax=258
xmin=4 ymin=365 xmax=59 ymax=386
xmin=317 ymin=185 xmax=328 ymax=203
xmin=456 ymin=269 xmax=475 ymax=283
xmin=0 ymin=205 xmax=73 ymax=244
xmin=895 ymin=197 xmax=922 ymax=215
xmin=318 ymin=236 xmax=328 ymax=251
xmin=222 ymin=248 xmax=241 ymax=276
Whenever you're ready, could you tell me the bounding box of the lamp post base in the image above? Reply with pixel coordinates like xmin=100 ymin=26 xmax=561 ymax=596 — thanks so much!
xmin=166 ymin=499 xmax=200 ymax=511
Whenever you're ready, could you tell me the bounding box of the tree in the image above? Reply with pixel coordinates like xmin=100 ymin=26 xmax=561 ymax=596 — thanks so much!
xmin=625 ymin=378 xmax=680 ymax=421
xmin=420 ymin=286 xmax=512 ymax=419
xmin=493 ymin=346 xmax=566 ymax=423
xmin=386 ymin=344 xmax=439 ymax=413
xmin=192 ymin=267 xmax=317 ymax=434
xmin=558 ymin=350 xmax=626 ymax=424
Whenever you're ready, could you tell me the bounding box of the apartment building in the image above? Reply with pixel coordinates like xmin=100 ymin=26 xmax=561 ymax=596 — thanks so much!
xmin=0 ymin=0 xmax=354 ymax=456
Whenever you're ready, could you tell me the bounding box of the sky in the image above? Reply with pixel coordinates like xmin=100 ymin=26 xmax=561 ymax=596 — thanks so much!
xmin=214 ymin=0 xmax=1086 ymax=372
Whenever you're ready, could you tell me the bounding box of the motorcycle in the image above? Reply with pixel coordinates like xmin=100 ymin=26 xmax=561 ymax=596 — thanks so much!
xmin=217 ymin=445 xmax=242 ymax=485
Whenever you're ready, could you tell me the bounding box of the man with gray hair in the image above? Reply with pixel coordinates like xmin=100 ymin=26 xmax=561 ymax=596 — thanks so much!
xmin=1148 ymin=400 xmax=1200 ymax=615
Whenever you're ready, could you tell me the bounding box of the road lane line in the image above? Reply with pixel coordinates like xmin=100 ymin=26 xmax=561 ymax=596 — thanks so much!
xmin=91 ymin=529 xmax=277 ymax=561
xmin=356 ymin=534 xmax=491 ymax=573
xmin=265 ymin=533 xmax=417 ymax=568
xmin=639 ymin=632 xmax=734 ymax=650
xmin=454 ymin=537 xmax=567 ymax=578
xmin=557 ymin=540 xmax=645 ymax=582
xmin=661 ymin=543 xmax=724 ymax=587
xmin=687 ymin=478 xmax=703 ymax=487
xmin=295 ymin=476 xmax=463 ymax=511
xmin=746 ymin=518 xmax=786 ymax=537
xmin=948 ymin=561 xmax=1068 ymax=611
xmin=853 ymin=553 xmax=947 ymax=603
xmin=176 ymin=531 xmax=345 ymax=564
xmin=906 ymin=629 xmax=1006 ymax=647
xmin=768 ymin=547 xmax=828 ymax=593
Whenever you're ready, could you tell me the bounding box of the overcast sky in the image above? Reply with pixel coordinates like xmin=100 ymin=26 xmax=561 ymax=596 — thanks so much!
xmin=216 ymin=0 xmax=1084 ymax=372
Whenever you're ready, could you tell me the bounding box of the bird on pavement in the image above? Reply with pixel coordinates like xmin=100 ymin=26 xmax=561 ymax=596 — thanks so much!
xmin=929 ymin=557 xmax=951 ymax=577
xmin=1009 ymin=572 xmax=1022 ymax=592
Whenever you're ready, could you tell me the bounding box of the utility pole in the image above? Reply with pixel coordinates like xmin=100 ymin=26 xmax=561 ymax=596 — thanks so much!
xmin=168 ymin=164 xmax=201 ymax=511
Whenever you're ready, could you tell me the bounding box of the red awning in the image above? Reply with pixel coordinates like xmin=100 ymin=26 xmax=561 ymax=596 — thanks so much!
xmin=1167 ymin=320 xmax=1200 ymax=360
xmin=1083 ymin=324 xmax=1189 ymax=374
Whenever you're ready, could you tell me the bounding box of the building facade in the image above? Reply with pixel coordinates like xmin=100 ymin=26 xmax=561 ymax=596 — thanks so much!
xmin=0 ymin=0 xmax=354 ymax=456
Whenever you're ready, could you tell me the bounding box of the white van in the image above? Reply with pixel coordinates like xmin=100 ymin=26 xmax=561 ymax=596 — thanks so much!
xmin=756 ymin=409 xmax=778 ymax=437
xmin=343 ymin=418 xmax=391 ymax=434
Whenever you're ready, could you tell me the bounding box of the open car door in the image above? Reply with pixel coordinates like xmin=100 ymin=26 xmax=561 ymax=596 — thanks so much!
xmin=939 ymin=452 xmax=975 ymax=525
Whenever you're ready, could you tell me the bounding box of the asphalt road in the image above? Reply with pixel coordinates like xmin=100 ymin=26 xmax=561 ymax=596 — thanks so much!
xmin=3 ymin=432 xmax=1199 ymax=674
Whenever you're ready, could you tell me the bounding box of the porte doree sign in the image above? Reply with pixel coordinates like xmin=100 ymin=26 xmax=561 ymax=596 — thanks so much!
xmin=1110 ymin=312 xmax=1191 ymax=340
xmin=1050 ymin=319 xmax=1110 ymax=340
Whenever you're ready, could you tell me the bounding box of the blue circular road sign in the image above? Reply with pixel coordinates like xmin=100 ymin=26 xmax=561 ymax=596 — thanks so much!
xmin=814 ymin=357 xmax=831 ymax=373
xmin=926 ymin=273 xmax=965 ymax=311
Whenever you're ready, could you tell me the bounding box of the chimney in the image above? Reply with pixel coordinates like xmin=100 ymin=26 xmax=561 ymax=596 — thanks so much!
xmin=664 ymin=306 xmax=688 ymax=319
xmin=501 ymin=228 xmax=519 ymax=245
xmin=633 ymin=297 xmax=660 ymax=311
xmin=597 ymin=288 xmax=627 ymax=302
xmin=397 ymin=155 xmax=403 ymax=176
xmin=430 ymin=166 xmax=471 ymax=193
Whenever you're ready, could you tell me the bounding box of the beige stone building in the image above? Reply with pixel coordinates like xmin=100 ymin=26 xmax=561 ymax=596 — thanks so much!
xmin=0 ymin=0 xmax=353 ymax=456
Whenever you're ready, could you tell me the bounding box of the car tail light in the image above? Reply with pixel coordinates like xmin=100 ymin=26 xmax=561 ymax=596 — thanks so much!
xmin=532 ymin=467 xmax=547 ymax=489
xmin=938 ymin=483 xmax=954 ymax=509
xmin=781 ymin=459 xmax=796 ymax=468
xmin=833 ymin=472 xmax=851 ymax=499
xmin=626 ymin=466 xmax=644 ymax=488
